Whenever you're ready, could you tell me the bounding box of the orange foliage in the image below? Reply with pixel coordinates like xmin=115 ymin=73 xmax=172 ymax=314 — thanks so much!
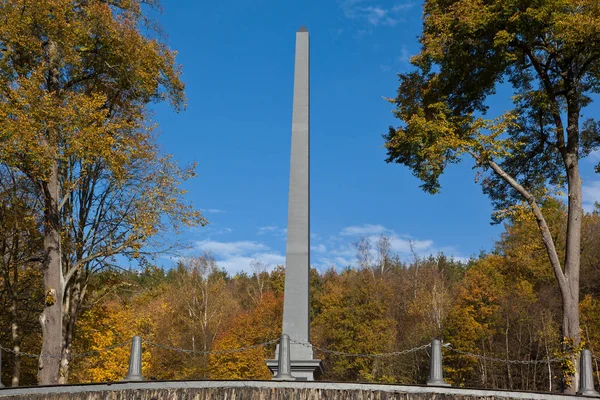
xmin=209 ymin=292 xmax=282 ymax=380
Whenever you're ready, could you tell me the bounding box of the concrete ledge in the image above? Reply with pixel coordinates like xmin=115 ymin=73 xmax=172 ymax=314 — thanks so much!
xmin=266 ymin=358 xmax=324 ymax=380
xmin=0 ymin=380 xmax=594 ymax=399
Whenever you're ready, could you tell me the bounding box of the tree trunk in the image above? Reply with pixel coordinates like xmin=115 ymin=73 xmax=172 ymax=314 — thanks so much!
xmin=58 ymin=274 xmax=86 ymax=384
xmin=58 ymin=344 xmax=71 ymax=385
xmin=10 ymin=287 xmax=21 ymax=387
xmin=562 ymin=298 xmax=580 ymax=394
xmin=5 ymin=238 xmax=21 ymax=387
xmin=487 ymin=155 xmax=582 ymax=393
xmin=561 ymin=104 xmax=583 ymax=393
xmin=202 ymin=280 xmax=209 ymax=377
xmin=505 ymin=318 xmax=512 ymax=390
xmin=38 ymin=162 xmax=63 ymax=385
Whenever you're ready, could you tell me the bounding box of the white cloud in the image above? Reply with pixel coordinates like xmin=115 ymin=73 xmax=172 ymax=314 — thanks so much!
xmin=339 ymin=0 xmax=367 ymax=17
xmin=258 ymin=225 xmax=277 ymax=234
xmin=330 ymin=245 xmax=356 ymax=257
xmin=360 ymin=6 xmax=399 ymax=26
xmin=193 ymin=239 xmax=285 ymax=275
xmin=310 ymin=224 xmax=466 ymax=270
xmin=188 ymin=225 xmax=232 ymax=236
xmin=392 ymin=2 xmax=416 ymax=12
xmin=217 ymin=253 xmax=285 ymax=275
xmin=257 ymin=225 xmax=287 ymax=236
xmin=340 ymin=224 xmax=389 ymax=236
xmin=314 ymin=255 xmax=355 ymax=271
xmin=201 ymin=208 xmax=226 ymax=214
xmin=339 ymin=1 xmax=415 ymax=27
xmin=588 ymin=150 xmax=600 ymax=162
xmin=260 ymin=253 xmax=286 ymax=264
xmin=310 ymin=241 xmax=355 ymax=270
xmin=190 ymin=223 xmax=464 ymax=275
xmin=583 ymin=181 xmax=600 ymax=212
xmin=396 ymin=45 xmax=412 ymax=64
xmin=311 ymin=244 xmax=327 ymax=253
xmin=195 ymin=240 xmax=268 ymax=256
xmin=388 ymin=236 xmax=434 ymax=254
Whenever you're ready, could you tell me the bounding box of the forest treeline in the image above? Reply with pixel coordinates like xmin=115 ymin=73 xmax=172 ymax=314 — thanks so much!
xmin=2 ymin=199 xmax=600 ymax=392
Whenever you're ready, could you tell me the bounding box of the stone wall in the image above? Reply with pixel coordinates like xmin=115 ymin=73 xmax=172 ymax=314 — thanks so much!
xmin=0 ymin=381 xmax=592 ymax=400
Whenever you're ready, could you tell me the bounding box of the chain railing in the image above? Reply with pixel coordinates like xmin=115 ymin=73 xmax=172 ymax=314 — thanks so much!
xmin=1 ymin=335 xmax=599 ymax=395
xmin=143 ymin=339 xmax=279 ymax=356
xmin=290 ymin=338 xmax=431 ymax=358
xmin=0 ymin=338 xmax=278 ymax=361
xmin=443 ymin=344 xmax=569 ymax=365
xmin=0 ymin=340 xmax=131 ymax=360
xmin=0 ymin=338 xmax=575 ymax=365
xmin=290 ymin=338 xmax=566 ymax=365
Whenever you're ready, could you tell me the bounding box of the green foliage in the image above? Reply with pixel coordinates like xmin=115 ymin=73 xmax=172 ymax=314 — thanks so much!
xmin=385 ymin=0 xmax=600 ymax=215
xmin=313 ymin=269 xmax=396 ymax=381
xmin=384 ymin=2 xmax=599 ymax=391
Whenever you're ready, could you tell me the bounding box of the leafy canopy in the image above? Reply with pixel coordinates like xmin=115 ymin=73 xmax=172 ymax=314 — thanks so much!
xmin=0 ymin=0 xmax=205 ymax=252
xmin=385 ymin=0 xmax=600 ymax=216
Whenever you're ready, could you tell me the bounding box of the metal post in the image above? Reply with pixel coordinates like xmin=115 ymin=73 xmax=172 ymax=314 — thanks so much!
xmin=427 ymin=339 xmax=450 ymax=387
xmin=123 ymin=336 xmax=144 ymax=381
xmin=577 ymin=349 xmax=600 ymax=397
xmin=273 ymin=334 xmax=295 ymax=381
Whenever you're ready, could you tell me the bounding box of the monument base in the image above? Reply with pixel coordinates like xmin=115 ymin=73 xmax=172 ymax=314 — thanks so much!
xmin=266 ymin=358 xmax=323 ymax=381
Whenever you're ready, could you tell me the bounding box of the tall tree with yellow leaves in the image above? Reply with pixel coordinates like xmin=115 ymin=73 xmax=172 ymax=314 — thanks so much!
xmin=168 ymin=254 xmax=239 ymax=378
xmin=312 ymin=269 xmax=396 ymax=382
xmin=0 ymin=0 xmax=205 ymax=384
xmin=385 ymin=0 xmax=600 ymax=392
xmin=209 ymin=292 xmax=282 ymax=380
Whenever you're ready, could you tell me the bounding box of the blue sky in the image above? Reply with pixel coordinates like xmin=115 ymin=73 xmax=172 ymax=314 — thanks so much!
xmin=145 ymin=0 xmax=600 ymax=274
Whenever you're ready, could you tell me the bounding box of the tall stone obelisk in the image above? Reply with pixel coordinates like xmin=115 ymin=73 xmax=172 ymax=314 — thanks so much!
xmin=266 ymin=26 xmax=322 ymax=381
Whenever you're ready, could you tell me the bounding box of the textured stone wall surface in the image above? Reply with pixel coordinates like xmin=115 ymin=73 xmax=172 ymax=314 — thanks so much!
xmin=0 ymin=381 xmax=590 ymax=400
xmin=0 ymin=388 xmax=547 ymax=400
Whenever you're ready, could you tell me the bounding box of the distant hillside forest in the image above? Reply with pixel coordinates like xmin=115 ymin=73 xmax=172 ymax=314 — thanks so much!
xmin=2 ymin=200 xmax=600 ymax=391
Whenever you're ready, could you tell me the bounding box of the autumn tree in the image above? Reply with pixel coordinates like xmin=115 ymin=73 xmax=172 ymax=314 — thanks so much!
xmin=168 ymin=254 xmax=238 ymax=378
xmin=70 ymin=295 xmax=143 ymax=383
xmin=55 ymin=231 xmax=600 ymax=389
xmin=384 ymin=0 xmax=600 ymax=392
xmin=354 ymin=235 xmax=394 ymax=277
xmin=312 ymin=268 xmax=396 ymax=382
xmin=247 ymin=260 xmax=270 ymax=305
xmin=0 ymin=0 xmax=205 ymax=384
xmin=209 ymin=292 xmax=282 ymax=380
xmin=444 ymin=256 xmax=504 ymax=387
xmin=580 ymin=207 xmax=600 ymax=295
xmin=0 ymin=165 xmax=43 ymax=386
xmin=387 ymin=254 xmax=459 ymax=384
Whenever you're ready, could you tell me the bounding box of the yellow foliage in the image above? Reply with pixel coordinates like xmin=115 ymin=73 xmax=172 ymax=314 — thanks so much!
xmin=71 ymin=300 xmax=138 ymax=383
xmin=209 ymin=292 xmax=282 ymax=380
xmin=312 ymin=270 xmax=396 ymax=381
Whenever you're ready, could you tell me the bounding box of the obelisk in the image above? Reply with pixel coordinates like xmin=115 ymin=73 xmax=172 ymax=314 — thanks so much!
xmin=266 ymin=26 xmax=322 ymax=381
